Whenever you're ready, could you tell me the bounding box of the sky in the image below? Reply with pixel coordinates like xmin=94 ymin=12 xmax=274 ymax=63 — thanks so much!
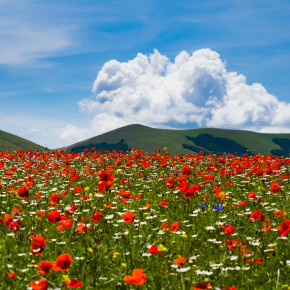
xmin=1 ymin=0 xmax=290 ymax=149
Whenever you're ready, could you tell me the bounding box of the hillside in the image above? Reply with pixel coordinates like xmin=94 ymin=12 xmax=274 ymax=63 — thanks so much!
xmin=64 ymin=124 xmax=290 ymax=156
xmin=0 ymin=130 xmax=49 ymax=152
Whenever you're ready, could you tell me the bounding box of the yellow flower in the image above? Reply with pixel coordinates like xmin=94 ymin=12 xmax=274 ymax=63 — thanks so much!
xmin=62 ymin=275 xmax=71 ymax=283
xmin=113 ymin=252 xmax=120 ymax=259
xmin=164 ymin=147 xmax=167 ymax=151
xmin=157 ymin=245 xmax=168 ymax=252
xmin=84 ymin=187 xmax=89 ymax=191
xmin=122 ymin=263 xmax=127 ymax=268
xmin=87 ymin=247 xmax=93 ymax=253
xmin=181 ymin=234 xmax=188 ymax=238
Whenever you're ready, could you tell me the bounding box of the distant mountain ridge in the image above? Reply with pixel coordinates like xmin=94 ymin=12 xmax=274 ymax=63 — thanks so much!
xmin=0 ymin=130 xmax=49 ymax=152
xmin=64 ymin=124 xmax=290 ymax=156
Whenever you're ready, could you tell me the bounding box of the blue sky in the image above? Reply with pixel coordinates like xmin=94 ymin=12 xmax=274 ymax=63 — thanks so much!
xmin=1 ymin=0 xmax=290 ymax=148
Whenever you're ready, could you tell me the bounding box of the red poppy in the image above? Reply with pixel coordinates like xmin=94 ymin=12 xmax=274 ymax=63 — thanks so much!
xmin=54 ymin=253 xmax=73 ymax=271
xmin=238 ymin=201 xmax=247 ymax=207
xmin=160 ymin=221 xmax=170 ymax=230
xmin=181 ymin=165 xmax=192 ymax=176
xmin=159 ymin=200 xmax=169 ymax=207
xmin=49 ymin=193 xmax=60 ymax=204
xmin=74 ymin=187 xmax=82 ymax=193
xmin=166 ymin=177 xmax=175 ymax=189
xmin=222 ymin=224 xmax=235 ymax=236
xmin=57 ymin=219 xmax=73 ymax=231
xmin=29 ymin=277 xmax=48 ymax=290
xmin=148 ymin=245 xmax=159 ymax=254
xmin=250 ymin=209 xmax=266 ymax=222
xmin=122 ymin=212 xmax=135 ymax=223
xmin=278 ymin=219 xmax=290 ymax=236
xmin=66 ymin=278 xmax=83 ymax=288
xmin=193 ymin=282 xmax=211 ymax=289
xmin=124 ymin=269 xmax=147 ymax=285
xmin=18 ymin=185 xmax=29 ymax=199
xmin=11 ymin=205 xmax=22 ymax=215
xmin=248 ymin=191 xmax=258 ymax=200
xmin=274 ymin=210 xmax=286 ymax=217
xmin=30 ymin=234 xmax=46 ymax=256
xmin=8 ymin=219 xmax=20 ymax=231
xmin=173 ymin=257 xmax=186 ymax=266
xmin=99 ymin=170 xmax=109 ymax=181
xmin=8 ymin=272 xmax=16 ymax=279
xmin=270 ymin=181 xmax=281 ymax=193
xmin=37 ymin=261 xmax=55 ymax=275
xmin=170 ymin=221 xmax=180 ymax=232
xmin=3 ymin=214 xmax=13 ymax=225
xmin=91 ymin=212 xmax=103 ymax=224
xmin=47 ymin=211 xmax=62 ymax=223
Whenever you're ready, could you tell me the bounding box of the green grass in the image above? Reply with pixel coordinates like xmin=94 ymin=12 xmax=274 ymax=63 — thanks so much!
xmin=65 ymin=124 xmax=290 ymax=155
xmin=0 ymin=130 xmax=49 ymax=152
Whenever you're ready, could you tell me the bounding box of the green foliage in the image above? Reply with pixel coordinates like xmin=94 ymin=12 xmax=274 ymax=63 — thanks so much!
xmin=64 ymin=124 xmax=290 ymax=156
xmin=0 ymin=130 xmax=48 ymax=152
xmin=271 ymin=138 xmax=290 ymax=156
xmin=185 ymin=134 xmax=251 ymax=155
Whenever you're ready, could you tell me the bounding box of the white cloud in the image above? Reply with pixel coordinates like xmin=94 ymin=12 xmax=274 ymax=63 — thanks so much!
xmin=59 ymin=48 xmax=290 ymax=143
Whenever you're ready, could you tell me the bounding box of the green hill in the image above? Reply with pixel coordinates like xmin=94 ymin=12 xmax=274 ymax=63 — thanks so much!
xmin=64 ymin=124 xmax=290 ymax=156
xmin=0 ymin=130 xmax=49 ymax=152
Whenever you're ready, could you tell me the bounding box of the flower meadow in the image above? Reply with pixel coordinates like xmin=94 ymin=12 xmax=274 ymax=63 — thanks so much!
xmin=0 ymin=148 xmax=289 ymax=290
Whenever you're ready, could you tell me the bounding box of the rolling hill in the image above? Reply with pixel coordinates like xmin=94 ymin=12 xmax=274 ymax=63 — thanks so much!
xmin=64 ymin=124 xmax=290 ymax=156
xmin=0 ymin=130 xmax=49 ymax=152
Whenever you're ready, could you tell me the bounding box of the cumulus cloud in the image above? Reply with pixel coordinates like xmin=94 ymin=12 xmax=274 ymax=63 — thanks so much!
xmin=60 ymin=48 xmax=290 ymax=143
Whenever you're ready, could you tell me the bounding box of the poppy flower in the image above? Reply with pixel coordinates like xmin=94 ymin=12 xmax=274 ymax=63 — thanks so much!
xmin=74 ymin=187 xmax=82 ymax=193
xmin=57 ymin=219 xmax=73 ymax=231
xmin=18 ymin=185 xmax=29 ymax=199
xmin=181 ymin=165 xmax=192 ymax=176
xmin=221 ymin=224 xmax=235 ymax=236
xmin=99 ymin=170 xmax=109 ymax=181
xmin=159 ymin=200 xmax=169 ymax=207
xmin=8 ymin=272 xmax=16 ymax=279
xmin=30 ymin=234 xmax=46 ymax=256
xmin=49 ymin=193 xmax=60 ymax=204
xmin=250 ymin=209 xmax=266 ymax=222
xmin=148 ymin=244 xmax=159 ymax=254
xmin=160 ymin=221 xmax=170 ymax=230
xmin=248 ymin=192 xmax=258 ymax=200
xmin=66 ymin=278 xmax=83 ymax=288
xmin=37 ymin=261 xmax=55 ymax=275
xmin=170 ymin=221 xmax=180 ymax=232
xmin=47 ymin=211 xmax=62 ymax=223
xmin=122 ymin=212 xmax=135 ymax=223
xmin=124 ymin=269 xmax=147 ymax=285
xmin=55 ymin=253 xmax=73 ymax=271
xmin=29 ymin=277 xmax=48 ymax=290
xmin=173 ymin=257 xmax=186 ymax=266
xmin=270 ymin=181 xmax=281 ymax=193
xmin=193 ymin=282 xmax=211 ymax=289
xmin=274 ymin=210 xmax=286 ymax=218
xmin=8 ymin=219 xmax=20 ymax=231
xmin=166 ymin=177 xmax=175 ymax=189
xmin=91 ymin=212 xmax=103 ymax=224
xmin=278 ymin=219 xmax=290 ymax=236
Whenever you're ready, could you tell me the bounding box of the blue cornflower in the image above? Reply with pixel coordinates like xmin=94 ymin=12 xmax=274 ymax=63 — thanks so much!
xmin=213 ymin=204 xmax=224 ymax=211
xmin=199 ymin=205 xmax=206 ymax=209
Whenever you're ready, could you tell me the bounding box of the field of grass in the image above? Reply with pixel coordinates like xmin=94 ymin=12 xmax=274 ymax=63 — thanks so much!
xmin=0 ymin=130 xmax=49 ymax=152
xmin=0 ymin=148 xmax=289 ymax=289
xmin=65 ymin=124 xmax=290 ymax=156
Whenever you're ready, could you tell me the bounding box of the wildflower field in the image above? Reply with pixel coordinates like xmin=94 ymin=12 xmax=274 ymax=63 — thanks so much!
xmin=0 ymin=148 xmax=289 ymax=290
